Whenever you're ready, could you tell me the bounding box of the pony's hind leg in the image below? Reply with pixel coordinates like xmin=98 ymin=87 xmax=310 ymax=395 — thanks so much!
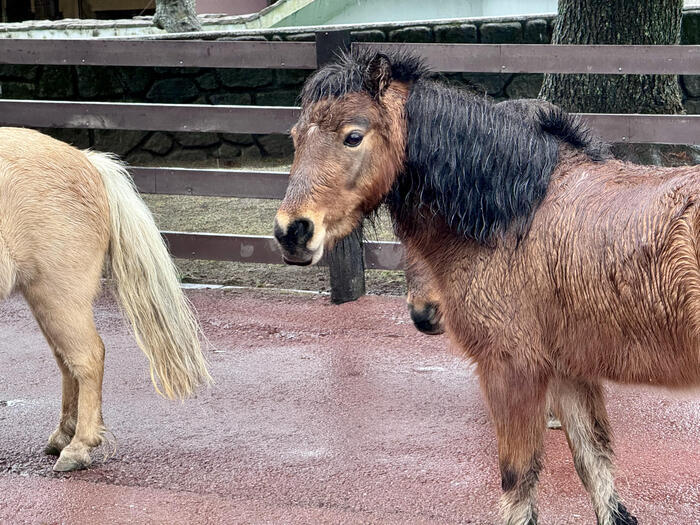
xmin=479 ymin=361 xmax=548 ymax=525
xmin=24 ymin=285 xmax=106 ymax=472
xmin=43 ymin=353 xmax=78 ymax=456
xmin=30 ymin=284 xmax=80 ymax=455
xmin=549 ymin=377 xmax=638 ymax=525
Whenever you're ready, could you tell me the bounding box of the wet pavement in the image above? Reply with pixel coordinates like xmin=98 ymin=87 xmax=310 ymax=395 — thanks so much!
xmin=0 ymin=288 xmax=698 ymax=524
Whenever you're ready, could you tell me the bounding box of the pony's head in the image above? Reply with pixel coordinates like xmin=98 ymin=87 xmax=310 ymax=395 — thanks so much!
xmin=273 ymin=50 xmax=426 ymax=265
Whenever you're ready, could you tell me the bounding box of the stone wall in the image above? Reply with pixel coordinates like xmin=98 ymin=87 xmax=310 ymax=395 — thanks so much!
xmin=1 ymin=10 xmax=698 ymax=167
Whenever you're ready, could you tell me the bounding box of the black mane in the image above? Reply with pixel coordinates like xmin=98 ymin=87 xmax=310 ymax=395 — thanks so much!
xmin=301 ymin=47 xmax=429 ymax=104
xmin=536 ymin=104 xmax=610 ymax=161
xmin=302 ymin=49 xmax=610 ymax=244
xmin=389 ymin=79 xmax=559 ymax=243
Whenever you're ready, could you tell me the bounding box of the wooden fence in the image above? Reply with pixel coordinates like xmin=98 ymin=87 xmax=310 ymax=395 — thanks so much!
xmin=1 ymin=31 xmax=699 ymax=302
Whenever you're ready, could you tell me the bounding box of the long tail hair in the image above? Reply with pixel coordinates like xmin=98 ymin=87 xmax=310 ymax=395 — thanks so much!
xmin=84 ymin=150 xmax=211 ymax=399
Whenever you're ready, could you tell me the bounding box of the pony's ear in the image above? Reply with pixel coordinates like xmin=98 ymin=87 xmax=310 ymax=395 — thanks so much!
xmin=364 ymin=53 xmax=392 ymax=99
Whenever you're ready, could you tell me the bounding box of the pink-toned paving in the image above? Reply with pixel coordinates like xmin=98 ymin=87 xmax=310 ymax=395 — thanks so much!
xmin=0 ymin=288 xmax=698 ymax=524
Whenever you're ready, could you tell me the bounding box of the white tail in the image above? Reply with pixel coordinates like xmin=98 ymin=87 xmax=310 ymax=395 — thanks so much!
xmin=84 ymin=150 xmax=211 ymax=399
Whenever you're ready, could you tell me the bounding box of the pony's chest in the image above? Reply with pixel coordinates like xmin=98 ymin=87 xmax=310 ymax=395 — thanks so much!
xmin=435 ymin=248 xmax=540 ymax=347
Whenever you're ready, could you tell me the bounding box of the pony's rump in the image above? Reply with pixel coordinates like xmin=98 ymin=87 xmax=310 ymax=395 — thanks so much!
xmin=0 ymin=127 xmax=211 ymax=472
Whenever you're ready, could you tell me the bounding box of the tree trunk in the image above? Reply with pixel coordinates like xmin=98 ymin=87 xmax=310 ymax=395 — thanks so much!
xmin=539 ymin=0 xmax=684 ymax=114
xmin=154 ymin=0 xmax=202 ymax=33
xmin=78 ymin=0 xmax=94 ymax=18
xmin=34 ymin=0 xmax=59 ymax=20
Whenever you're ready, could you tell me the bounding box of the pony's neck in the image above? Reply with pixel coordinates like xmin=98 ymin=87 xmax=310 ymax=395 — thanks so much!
xmin=386 ymin=79 xmax=559 ymax=245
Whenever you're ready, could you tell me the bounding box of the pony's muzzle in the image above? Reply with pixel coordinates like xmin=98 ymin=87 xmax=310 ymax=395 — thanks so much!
xmin=274 ymin=216 xmax=318 ymax=265
xmin=409 ymin=302 xmax=445 ymax=335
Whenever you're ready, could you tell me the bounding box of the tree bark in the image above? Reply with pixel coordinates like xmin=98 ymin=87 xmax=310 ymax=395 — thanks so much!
xmin=154 ymin=0 xmax=202 ymax=33
xmin=34 ymin=0 xmax=59 ymax=20
xmin=77 ymin=0 xmax=94 ymax=18
xmin=539 ymin=0 xmax=685 ymax=114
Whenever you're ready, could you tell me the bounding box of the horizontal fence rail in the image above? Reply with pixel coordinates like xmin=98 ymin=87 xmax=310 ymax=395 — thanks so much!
xmin=0 ymin=100 xmax=697 ymax=144
xmin=579 ymin=114 xmax=700 ymax=144
xmin=354 ymin=43 xmax=700 ymax=75
xmin=163 ymin=232 xmax=404 ymax=270
xmin=1 ymin=39 xmax=698 ymax=75
xmin=132 ymin=167 xmax=288 ymax=199
xmin=579 ymin=113 xmax=700 ymax=144
xmin=0 ymin=100 xmax=299 ymax=134
xmin=0 ymin=39 xmax=318 ymax=69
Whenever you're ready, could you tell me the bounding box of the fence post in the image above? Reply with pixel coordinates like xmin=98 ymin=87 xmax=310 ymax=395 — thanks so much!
xmin=315 ymin=29 xmax=366 ymax=304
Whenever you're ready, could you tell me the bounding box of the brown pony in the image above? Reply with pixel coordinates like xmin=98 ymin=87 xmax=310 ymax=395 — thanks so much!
xmin=0 ymin=128 xmax=211 ymax=471
xmin=273 ymin=49 xmax=699 ymax=525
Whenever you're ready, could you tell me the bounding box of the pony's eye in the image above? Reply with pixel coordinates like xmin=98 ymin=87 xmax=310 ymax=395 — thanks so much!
xmin=343 ymin=131 xmax=364 ymax=147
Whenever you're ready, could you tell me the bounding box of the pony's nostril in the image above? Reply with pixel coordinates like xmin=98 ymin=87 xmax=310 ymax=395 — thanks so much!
xmin=274 ymin=217 xmax=315 ymax=257
xmin=289 ymin=218 xmax=314 ymax=245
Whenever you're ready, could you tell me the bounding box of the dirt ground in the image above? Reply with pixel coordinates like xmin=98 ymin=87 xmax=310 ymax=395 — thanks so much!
xmin=143 ymin=189 xmax=406 ymax=295
xmin=1 ymin=288 xmax=698 ymax=524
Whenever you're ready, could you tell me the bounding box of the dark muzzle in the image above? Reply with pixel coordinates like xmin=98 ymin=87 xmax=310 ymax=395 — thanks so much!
xmin=274 ymin=217 xmax=315 ymax=265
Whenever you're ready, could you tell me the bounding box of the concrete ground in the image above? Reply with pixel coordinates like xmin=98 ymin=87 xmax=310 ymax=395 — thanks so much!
xmin=0 ymin=288 xmax=698 ymax=524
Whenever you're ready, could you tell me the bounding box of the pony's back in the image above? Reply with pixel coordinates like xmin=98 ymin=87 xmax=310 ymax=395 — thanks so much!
xmin=523 ymin=150 xmax=700 ymax=385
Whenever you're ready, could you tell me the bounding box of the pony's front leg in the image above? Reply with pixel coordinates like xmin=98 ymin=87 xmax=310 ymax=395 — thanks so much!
xmin=44 ymin=353 xmax=78 ymax=456
xmin=549 ymin=377 xmax=638 ymax=525
xmin=479 ymin=360 xmax=548 ymax=525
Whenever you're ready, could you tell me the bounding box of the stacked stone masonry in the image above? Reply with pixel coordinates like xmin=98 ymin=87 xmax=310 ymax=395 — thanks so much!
xmin=1 ymin=11 xmax=698 ymax=167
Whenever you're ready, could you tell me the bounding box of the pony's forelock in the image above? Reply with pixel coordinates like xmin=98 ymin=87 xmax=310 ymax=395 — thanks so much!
xmin=300 ymin=47 xmax=430 ymax=105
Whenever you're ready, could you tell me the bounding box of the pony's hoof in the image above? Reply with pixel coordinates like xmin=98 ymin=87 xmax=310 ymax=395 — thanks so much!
xmin=45 ymin=428 xmax=73 ymax=456
xmin=53 ymin=448 xmax=91 ymax=472
xmin=44 ymin=444 xmax=62 ymax=456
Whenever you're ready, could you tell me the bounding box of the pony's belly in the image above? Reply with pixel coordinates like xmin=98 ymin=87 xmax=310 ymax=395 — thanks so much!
xmin=442 ymin=302 xmax=700 ymax=388
xmin=553 ymin=326 xmax=700 ymax=387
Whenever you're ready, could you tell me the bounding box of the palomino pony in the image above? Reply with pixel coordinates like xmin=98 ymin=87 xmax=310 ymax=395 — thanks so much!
xmin=0 ymin=128 xmax=211 ymax=471
xmin=273 ymin=49 xmax=700 ymax=525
